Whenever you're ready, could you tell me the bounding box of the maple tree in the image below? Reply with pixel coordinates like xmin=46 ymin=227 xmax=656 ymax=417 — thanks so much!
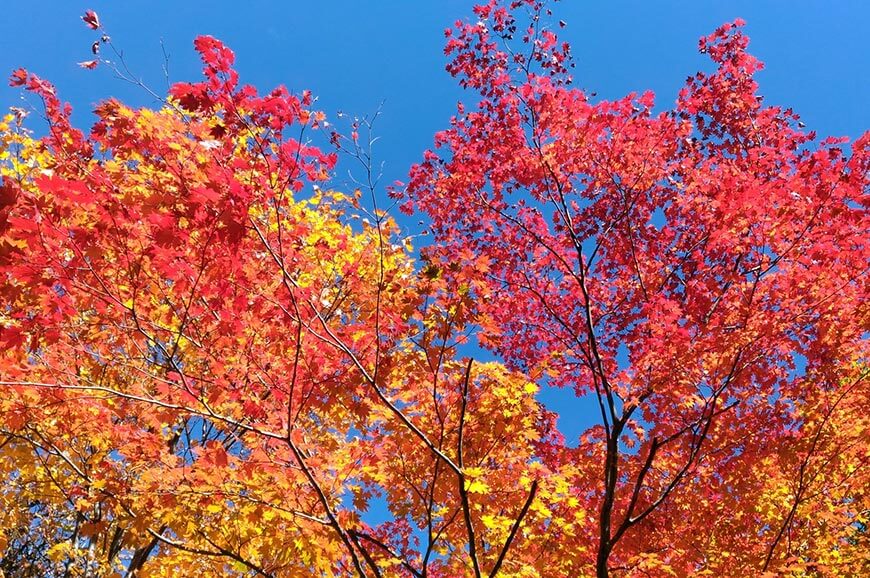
xmin=1 ymin=2 xmax=868 ymax=577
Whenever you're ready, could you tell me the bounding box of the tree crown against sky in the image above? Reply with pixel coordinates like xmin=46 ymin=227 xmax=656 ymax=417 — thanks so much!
xmin=0 ymin=1 xmax=868 ymax=577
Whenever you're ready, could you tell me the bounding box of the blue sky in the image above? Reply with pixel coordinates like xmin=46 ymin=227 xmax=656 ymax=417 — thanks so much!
xmin=2 ymin=0 xmax=867 ymax=443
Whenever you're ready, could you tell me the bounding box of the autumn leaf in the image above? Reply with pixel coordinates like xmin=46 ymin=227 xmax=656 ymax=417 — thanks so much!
xmin=9 ymin=68 xmax=27 ymax=87
xmin=82 ymin=9 xmax=100 ymax=30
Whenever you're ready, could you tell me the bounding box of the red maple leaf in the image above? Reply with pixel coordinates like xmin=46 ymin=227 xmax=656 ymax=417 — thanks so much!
xmin=82 ymin=10 xmax=100 ymax=30
xmin=9 ymin=68 xmax=27 ymax=87
xmin=0 ymin=177 xmax=19 ymax=209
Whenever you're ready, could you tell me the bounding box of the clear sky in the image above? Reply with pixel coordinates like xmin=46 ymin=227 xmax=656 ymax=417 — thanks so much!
xmin=2 ymin=0 xmax=867 ymax=443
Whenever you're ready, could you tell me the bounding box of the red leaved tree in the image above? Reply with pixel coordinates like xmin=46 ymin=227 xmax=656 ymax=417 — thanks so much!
xmin=1 ymin=1 xmax=868 ymax=577
xmin=397 ymin=1 xmax=869 ymax=576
